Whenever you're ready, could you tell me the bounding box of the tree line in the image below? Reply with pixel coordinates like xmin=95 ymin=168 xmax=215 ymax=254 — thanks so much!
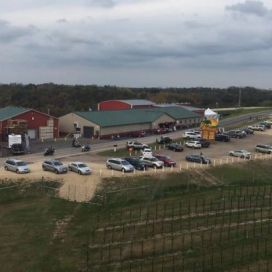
xmin=0 ymin=83 xmax=271 ymax=117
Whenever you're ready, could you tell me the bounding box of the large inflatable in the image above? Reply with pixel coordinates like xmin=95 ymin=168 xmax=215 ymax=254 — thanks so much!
xmin=201 ymin=108 xmax=219 ymax=140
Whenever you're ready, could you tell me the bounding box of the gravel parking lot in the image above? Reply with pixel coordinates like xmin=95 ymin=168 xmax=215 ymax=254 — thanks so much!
xmin=1 ymin=128 xmax=272 ymax=202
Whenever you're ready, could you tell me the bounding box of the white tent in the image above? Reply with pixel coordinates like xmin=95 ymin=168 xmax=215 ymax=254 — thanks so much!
xmin=204 ymin=108 xmax=218 ymax=119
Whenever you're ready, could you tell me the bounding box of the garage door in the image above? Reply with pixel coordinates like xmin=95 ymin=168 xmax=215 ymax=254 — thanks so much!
xmin=83 ymin=126 xmax=94 ymax=138
xmin=27 ymin=129 xmax=37 ymax=140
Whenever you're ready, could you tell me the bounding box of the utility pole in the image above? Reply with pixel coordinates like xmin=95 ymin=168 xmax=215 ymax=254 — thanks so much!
xmin=238 ymin=88 xmax=242 ymax=108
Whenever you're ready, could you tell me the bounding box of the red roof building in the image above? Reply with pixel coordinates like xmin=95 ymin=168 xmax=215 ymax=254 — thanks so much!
xmin=98 ymin=99 xmax=155 ymax=111
xmin=0 ymin=106 xmax=59 ymax=140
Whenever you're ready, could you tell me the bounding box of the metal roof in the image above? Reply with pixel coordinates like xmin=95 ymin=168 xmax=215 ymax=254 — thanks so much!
xmin=0 ymin=106 xmax=30 ymax=121
xmin=152 ymin=107 xmax=200 ymax=119
xmin=119 ymin=99 xmax=155 ymax=106
xmin=74 ymin=106 xmax=200 ymax=128
xmin=75 ymin=109 xmax=166 ymax=127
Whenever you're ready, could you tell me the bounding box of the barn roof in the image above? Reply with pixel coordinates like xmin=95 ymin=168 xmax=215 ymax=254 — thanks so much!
xmin=74 ymin=106 xmax=200 ymax=128
xmin=75 ymin=109 xmax=167 ymax=127
xmin=120 ymin=99 xmax=155 ymax=106
xmin=152 ymin=107 xmax=200 ymax=119
xmin=0 ymin=106 xmax=29 ymax=121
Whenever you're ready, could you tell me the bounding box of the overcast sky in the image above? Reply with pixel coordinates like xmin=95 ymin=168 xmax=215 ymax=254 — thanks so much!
xmin=0 ymin=0 xmax=272 ymax=88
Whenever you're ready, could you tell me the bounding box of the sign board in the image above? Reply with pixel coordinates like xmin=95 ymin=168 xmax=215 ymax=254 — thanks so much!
xmin=8 ymin=134 xmax=22 ymax=148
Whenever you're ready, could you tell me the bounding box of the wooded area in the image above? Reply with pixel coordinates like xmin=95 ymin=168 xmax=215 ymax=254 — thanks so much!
xmin=0 ymin=84 xmax=271 ymax=116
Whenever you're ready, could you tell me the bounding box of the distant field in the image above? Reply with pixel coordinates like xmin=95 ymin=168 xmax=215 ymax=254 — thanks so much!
xmin=1 ymin=160 xmax=272 ymax=271
xmin=220 ymin=107 xmax=272 ymax=119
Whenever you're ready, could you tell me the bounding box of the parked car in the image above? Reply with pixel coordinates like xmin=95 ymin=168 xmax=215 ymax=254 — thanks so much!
xmin=68 ymin=162 xmax=92 ymax=175
xmin=255 ymin=144 xmax=272 ymax=154
xmin=139 ymin=156 xmax=164 ymax=168
xmin=156 ymin=136 xmax=172 ymax=144
xmin=183 ymin=131 xmax=201 ymax=140
xmin=141 ymin=147 xmax=153 ymax=157
xmin=124 ymin=157 xmax=148 ymax=171
xmin=198 ymin=139 xmax=211 ymax=148
xmin=166 ymin=143 xmax=184 ymax=152
xmin=248 ymin=125 xmax=265 ymax=131
xmin=259 ymin=122 xmax=271 ymax=129
xmin=185 ymin=155 xmax=211 ymax=164
xmin=215 ymin=133 xmax=230 ymax=142
xmin=185 ymin=140 xmax=202 ymax=149
xmin=225 ymin=130 xmax=247 ymax=139
xmin=106 ymin=158 xmax=134 ymax=172
xmin=42 ymin=160 xmax=68 ymax=174
xmin=229 ymin=150 xmax=251 ymax=159
xmin=4 ymin=159 xmax=30 ymax=174
xmin=130 ymin=131 xmax=146 ymax=138
xmin=154 ymin=154 xmax=176 ymax=167
xmin=155 ymin=128 xmax=168 ymax=134
xmin=241 ymin=128 xmax=254 ymax=135
xmin=127 ymin=141 xmax=148 ymax=150
xmin=10 ymin=143 xmax=25 ymax=155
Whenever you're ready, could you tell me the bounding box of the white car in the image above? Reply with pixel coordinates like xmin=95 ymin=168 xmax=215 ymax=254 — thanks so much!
xmin=68 ymin=162 xmax=92 ymax=175
xmin=141 ymin=147 xmax=152 ymax=157
xmin=139 ymin=156 xmax=164 ymax=168
xmin=229 ymin=150 xmax=251 ymax=159
xmin=248 ymin=125 xmax=265 ymax=131
xmin=185 ymin=141 xmax=202 ymax=149
xmin=183 ymin=131 xmax=201 ymax=140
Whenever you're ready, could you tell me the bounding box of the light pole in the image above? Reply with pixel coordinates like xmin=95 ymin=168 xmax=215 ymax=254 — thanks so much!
xmin=238 ymin=88 xmax=242 ymax=108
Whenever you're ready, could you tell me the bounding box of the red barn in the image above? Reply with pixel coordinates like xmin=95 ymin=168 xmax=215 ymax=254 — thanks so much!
xmin=0 ymin=106 xmax=59 ymax=140
xmin=98 ymin=99 xmax=155 ymax=111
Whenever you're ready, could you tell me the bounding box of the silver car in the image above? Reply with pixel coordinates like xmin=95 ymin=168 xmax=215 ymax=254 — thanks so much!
xmin=42 ymin=160 xmax=68 ymax=174
xmin=106 ymin=158 xmax=134 ymax=172
xmin=4 ymin=159 xmax=30 ymax=174
xmin=139 ymin=156 xmax=164 ymax=168
xmin=229 ymin=150 xmax=251 ymax=159
xmin=68 ymin=162 xmax=92 ymax=175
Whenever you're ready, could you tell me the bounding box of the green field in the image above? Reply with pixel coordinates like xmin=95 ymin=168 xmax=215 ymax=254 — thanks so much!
xmin=1 ymin=161 xmax=272 ymax=271
xmin=220 ymin=107 xmax=272 ymax=120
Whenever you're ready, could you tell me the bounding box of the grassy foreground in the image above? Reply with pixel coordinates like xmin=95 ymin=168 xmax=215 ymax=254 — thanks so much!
xmin=1 ymin=160 xmax=272 ymax=271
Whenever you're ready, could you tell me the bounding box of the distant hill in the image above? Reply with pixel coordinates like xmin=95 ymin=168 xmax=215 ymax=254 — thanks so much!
xmin=0 ymin=84 xmax=271 ymax=116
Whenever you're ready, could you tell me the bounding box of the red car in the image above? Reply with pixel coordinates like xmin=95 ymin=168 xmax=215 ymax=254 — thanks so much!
xmin=154 ymin=154 xmax=176 ymax=167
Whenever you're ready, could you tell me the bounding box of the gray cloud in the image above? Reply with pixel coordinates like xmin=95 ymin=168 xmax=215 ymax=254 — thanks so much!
xmin=226 ymin=0 xmax=270 ymax=17
xmin=0 ymin=19 xmax=36 ymax=43
xmin=1 ymin=1 xmax=272 ymax=88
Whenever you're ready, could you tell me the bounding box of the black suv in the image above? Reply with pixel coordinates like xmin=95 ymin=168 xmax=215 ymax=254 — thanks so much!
xmin=10 ymin=144 xmax=25 ymax=155
xmin=215 ymin=133 xmax=230 ymax=142
xmin=156 ymin=136 xmax=172 ymax=144
xmin=124 ymin=157 xmax=148 ymax=171
xmin=166 ymin=143 xmax=184 ymax=152
xmin=198 ymin=139 xmax=210 ymax=148
xmin=185 ymin=155 xmax=211 ymax=164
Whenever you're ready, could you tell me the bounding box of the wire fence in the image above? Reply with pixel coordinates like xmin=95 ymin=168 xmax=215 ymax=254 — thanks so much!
xmin=82 ymin=184 xmax=272 ymax=272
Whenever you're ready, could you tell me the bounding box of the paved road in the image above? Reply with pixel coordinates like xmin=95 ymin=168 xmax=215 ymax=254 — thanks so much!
xmin=3 ymin=110 xmax=272 ymax=164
